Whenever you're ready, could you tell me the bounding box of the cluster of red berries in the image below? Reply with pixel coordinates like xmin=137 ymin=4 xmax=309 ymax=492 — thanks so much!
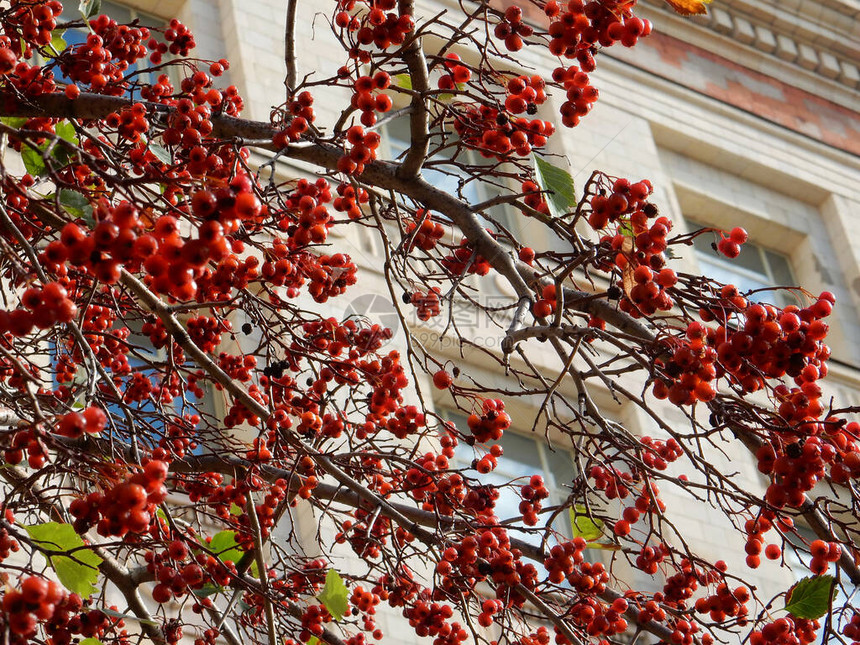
xmin=69 ymin=460 xmax=168 ymax=536
xmin=545 ymin=0 xmax=650 ymax=57
xmin=518 ymin=474 xmax=549 ymax=526
xmin=634 ymin=542 xmax=668 ymax=574
xmin=59 ymin=17 xmax=148 ymax=93
xmin=6 ymin=1 xmax=62 ymax=52
xmin=454 ymin=104 xmax=554 ymax=160
xmin=300 ymin=252 xmax=358 ymax=303
xmin=361 ymin=350 xmax=409 ymax=420
xmin=532 ymin=283 xmax=557 ymax=319
xmin=749 ymin=617 xmax=819 ymax=645
xmin=442 ymin=238 xmax=492 ymax=276
xmin=406 ymin=211 xmax=446 ymax=252
xmin=403 ymin=451 xmax=451 ymax=501
xmin=694 ymin=583 xmax=750 ymax=623
xmin=351 ymin=72 xmax=393 ymax=127
xmin=218 ymin=352 xmax=256 ymax=383
xmin=660 ymin=290 xmax=833 ymax=414
xmin=544 ymin=538 xmax=586 ymax=583
xmin=467 ymin=399 xmax=511 ymax=443
xmin=333 ymin=182 xmax=369 ymax=220
xmin=639 ymin=435 xmax=683 ymax=470
xmin=714 ymin=226 xmax=749 ymax=259
xmin=505 ymin=75 xmax=547 ymax=115
xmin=661 ymin=558 xmax=711 ymax=606
xmin=278 ymin=178 xmax=333 ymax=247
xmin=438 ymin=53 xmax=471 ymax=90
xmin=1 ymin=577 xmax=66 ymax=641
xmin=0 ymin=521 xmax=20 ymax=562
xmin=0 ymin=281 xmax=77 ymax=337
xmin=274 ymin=90 xmax=315 ymax=145
xmin=105 ymin=103 xmax=148 ymax=142
xmin=145 ymin=540 xmax=206 ymax=603
xmin=162 ymin=18 xmax=196 ymax=57
xmin=470 ymin=443 xmax=505 ymax=476
xmin=621 ymin=259 xmax=677 ymax=316
xmin=587 ymin=176 xmax=654 ymax=230
xmin=554 ymin=65 xmax=599 ymax=127
xmin=334 ymin=0 xmax=414 ymax=57
xmin=187 ymin=315 xmax=230 ymax=353
xmin=338 ymin=125 xmax=381 ymax=175
xmin=843 ymin=612 xmax=860 ymax=645
xmin=3 ymin=426 xmax=49 ymax=468
xmin=494 ymin=5 xmax=534 ymax=51
xmin=385 ymin=405 xmax=426 ymax=439
xmin=162 ymin=96 xmax=217 ymax=150
xmin=566 ymin=595 xmax=628 ymax=639
xmin=411 ymin=288 xmax=442 ymax=321
xmin=756 ymin=436 xmax=834 ymax=511
xmin=55 ymin=406 xmax=107 ymax=438
xmin=588 ymin=464 xmax=633 ymax=500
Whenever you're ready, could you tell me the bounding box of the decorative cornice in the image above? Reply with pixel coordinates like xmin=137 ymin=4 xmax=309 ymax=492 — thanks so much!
xmin=642 ymin=0 xmax=860 ymax=94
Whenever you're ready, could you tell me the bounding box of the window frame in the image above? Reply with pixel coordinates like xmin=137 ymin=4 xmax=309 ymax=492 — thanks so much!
xmin=687 ymin=218 xmax=796 ymax=307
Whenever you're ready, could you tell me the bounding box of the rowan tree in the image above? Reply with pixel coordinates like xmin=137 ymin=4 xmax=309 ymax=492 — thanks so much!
xmin=0 ymin=2 xmax=857 ymax=645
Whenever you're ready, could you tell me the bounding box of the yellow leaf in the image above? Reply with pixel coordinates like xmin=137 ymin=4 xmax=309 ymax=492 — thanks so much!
xmin=663 ymin=0 xmax=712 ymax=16
xmin=620 ymin=237 xmax=635 ymax=300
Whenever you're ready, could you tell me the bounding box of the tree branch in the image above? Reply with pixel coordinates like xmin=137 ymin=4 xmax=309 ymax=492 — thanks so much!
xmin=395 ymin=0 xmax=431 ymax=180
xmin=284 ymin=0 xmax=299 ymax=94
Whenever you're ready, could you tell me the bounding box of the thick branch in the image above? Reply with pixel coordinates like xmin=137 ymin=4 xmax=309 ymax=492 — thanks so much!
xmin=395 ymin=0 xmax=431 ymax=179
xmin=284 ymin=0 xmax=298 ymax=94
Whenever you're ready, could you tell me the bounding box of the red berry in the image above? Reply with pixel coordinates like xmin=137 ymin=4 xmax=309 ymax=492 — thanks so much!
xmin=433 ymin=370 xmax=453 ymax=390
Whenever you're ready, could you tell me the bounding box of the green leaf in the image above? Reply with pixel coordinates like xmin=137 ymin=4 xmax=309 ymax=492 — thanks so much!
xmin=21 ymin=145 xmax=46 ymax=177
xmin=618 ymin=216 xmax=635 ymax=238
xmin=79 ymin=638 xmax=103 ymax=645
xmin=569 ymin=505 xmax=603 ymax=542
xmin=229 ymin=502 xmax=243 ymax=516
xmin=49 ymin=31 xmax=67 ymax=56
xmin=59 ymin=189 xmax=92 ymax=219
xmin=150 ymin=143 xmax=172 ymax=165
xmin=24 ymin=522 xmax=102 ymax=597
xmin=393 ymin=74 xmax=412 ymax=90
xmin=79 ymin=0 xmax=102 ymax=19
xmin=191 ymin=584 xmax=223 ymax=598
xmin=308 ymin=638 xmax=319 ymax=645
xmin=55 ymin=120 xmax=78 ymax=145
xmin=99 ymin=607 xmax=158 ymax=626
xmin=207 ymin=530 xmax=244 ymax=563
xmin=533 ymin=154 xmax=576 ymax=219
xmin=318 ymin=569 xmax=348 ymax=621
xmin=1 ymin=117 xmax=28 ymax=129
xmin=583 ymin=542 xmax=621 ymax=551
xmin=783 ymin=575 xmax=835 ymax=620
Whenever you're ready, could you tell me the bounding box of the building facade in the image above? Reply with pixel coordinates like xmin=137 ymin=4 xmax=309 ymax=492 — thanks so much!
xmin=34 ymin=0 xmax=860 ymax=642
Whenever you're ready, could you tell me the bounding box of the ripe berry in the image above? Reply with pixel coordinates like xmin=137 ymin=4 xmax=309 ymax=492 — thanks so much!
xmin=433 ymin=370 xmax=453 ymax=390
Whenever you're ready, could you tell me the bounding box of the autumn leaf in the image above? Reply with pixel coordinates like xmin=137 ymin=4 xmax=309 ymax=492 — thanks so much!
xmin=663 ymin=0 xmax=712 ymax=16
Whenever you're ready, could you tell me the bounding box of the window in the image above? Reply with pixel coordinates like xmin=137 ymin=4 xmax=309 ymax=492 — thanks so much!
xmin=688 ymin=219 xmax=796 ymax=307
xmin=383 ymin=117 xmax=514 ymax=234
xmin=445 ymin=411 xmax=577 ymax=548
xmin=55 ymin=1 xmax=166 ymax=96
xmin=50 ymin=316 xmax=218 ymax=456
